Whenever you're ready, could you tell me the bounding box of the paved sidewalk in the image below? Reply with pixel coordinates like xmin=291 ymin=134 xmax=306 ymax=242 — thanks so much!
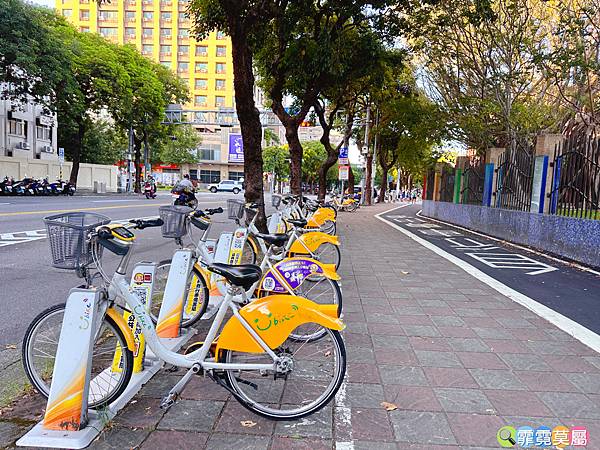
xmin=3 ymin=203 xmax=600 ymax=449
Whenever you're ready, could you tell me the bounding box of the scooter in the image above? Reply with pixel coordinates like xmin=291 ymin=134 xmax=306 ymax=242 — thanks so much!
xmin=144 ymin=181 xmax=157 ymax=199
xmin=171 ymin=188 xmax=198 ymax=209
xmin=0 ymin=177 xmax=14 ymax=195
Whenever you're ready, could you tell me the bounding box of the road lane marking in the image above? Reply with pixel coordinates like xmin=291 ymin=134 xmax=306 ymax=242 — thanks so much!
xmin=0 ymin=203 xmax=170 ymax=217
xmin=377 ymin=206 xmax=600 ymax=354
xmin=465 ymin=252 xmax=557 ymax=275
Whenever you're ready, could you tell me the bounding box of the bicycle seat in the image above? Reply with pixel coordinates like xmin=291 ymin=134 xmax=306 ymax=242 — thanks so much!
xmin=207 ymin=263 xmax=262 ymax=290
xmin=288 ymin=218 xmax=308 ymax=228
xmin=255 ymin=233 xmax=289 ymax=247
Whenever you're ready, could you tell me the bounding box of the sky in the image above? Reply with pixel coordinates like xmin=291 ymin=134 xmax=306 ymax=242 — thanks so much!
xmin=28 ymin=0 xmax=55 ymax=7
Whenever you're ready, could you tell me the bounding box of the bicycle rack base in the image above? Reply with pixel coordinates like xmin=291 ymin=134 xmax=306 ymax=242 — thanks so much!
xmin=17 ymin=329 xmax=196 ymax=449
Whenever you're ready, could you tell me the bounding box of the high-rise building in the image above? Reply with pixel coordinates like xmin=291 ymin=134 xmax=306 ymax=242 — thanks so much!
xmin=55 ymin=0 xmax=234 ymax=112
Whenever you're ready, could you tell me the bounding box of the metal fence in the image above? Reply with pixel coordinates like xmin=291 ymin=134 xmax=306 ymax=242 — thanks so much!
xmin=461 ymin=155 xmax=485 ymax=205
xmin=550 ymin=130 xmax=600 ymax=219
xmin=425 ymin=170 xmax=435 ymax=200
xmin=494 ymin=141 xmax=535 ymax=211
xmin=439 ymin=166 xmax=455 ymax=202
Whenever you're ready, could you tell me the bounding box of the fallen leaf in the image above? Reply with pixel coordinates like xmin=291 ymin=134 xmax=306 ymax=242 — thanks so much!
xmin=241 ymin=420 xmax=257 ymax=428
xmin=4 ymin=344 xmax=16 ymax=350
xmin=381 ymin=401 xmax=398 ymax=411
xmin=401 ymin=271 xmax=409 ymax=275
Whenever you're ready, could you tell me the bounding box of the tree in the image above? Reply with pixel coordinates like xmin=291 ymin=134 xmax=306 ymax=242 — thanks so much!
xmin=263 ymin=144 xmax=289 ymax=192
xmin=264 ymin=128 xmax=280 ymax=147
xmin=301 ymin=141 xmax=327 ymax=191
xmin=153 ymin=124 xmax=202 ymax=164
xmin=81 ymin=120 xmax=127 ymax=165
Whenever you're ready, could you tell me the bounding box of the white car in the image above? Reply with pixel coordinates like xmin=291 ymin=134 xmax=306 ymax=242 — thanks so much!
xmin=208 ymin=180 xmax=243 ymax=194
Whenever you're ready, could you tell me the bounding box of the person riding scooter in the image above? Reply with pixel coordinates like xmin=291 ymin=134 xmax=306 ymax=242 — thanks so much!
xmin=171 ymin=174 xmax=198 ymax=209
xmin=144 ymin=175 xmax=157 ymax=199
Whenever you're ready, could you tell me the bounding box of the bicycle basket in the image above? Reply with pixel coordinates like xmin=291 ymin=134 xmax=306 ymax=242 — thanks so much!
xmin=159 ymin=205 xmax=193 ymax=238
xmin=227 ymin=199 xmax=245 ymax=220
xmin=245 ymin=206 xmax=257 ymax=223
xmin=44 ymin=212 xmax=110 ymax=269
xmin=271 ymin=194 xmax=282 ymax=208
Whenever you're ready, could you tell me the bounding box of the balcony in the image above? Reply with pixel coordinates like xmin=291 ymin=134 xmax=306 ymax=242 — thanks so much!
xmin=126 ymin=17 xmax=136 ymax=23
xmin=142 ymin=36 xmax=153 ymax=43
xmin=196 ymin=68 xmax=208 ymax=74
xmin=215 ymin=69 xmax=226 ymax=74
xmin=125 ymin=0 xmax=136 ymax=7
xmin=160 ymin=36 xmax=172 ymax=44
xmin=178 ymin=37 xmax=189 ymax=44
xmin=215 ymin=86 xmax=226 ymax=91
xmin=98 ymin=16 xmax=118 ymax=24
xmin=160 ymin=1 xmax=172 ymax=7
xmin=142 ymin=0 xmax=153 ymax=5
xmin=216 ymin=52 xmax=226 ymax=58
xmin=196 ymin=51 xmax=208 ymax=57
xmin=177 ymin=51 xmax=189 ymax=57
xmin=125 ymin=35 xmax=136 ymax=42
xmin=142 ymin=50 xmax=153 ymax=56
xmin=195 ymin=85 xmax=207 ymax=90
xmin=142 ymin=18 xmax=154 ymax=24
xmin=161 ymin=18 xmax=172 ymax=24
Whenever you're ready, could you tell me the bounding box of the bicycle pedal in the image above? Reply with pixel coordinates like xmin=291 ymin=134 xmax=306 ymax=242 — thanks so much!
xmin=160 ymin=393 xmax=178 ymax=410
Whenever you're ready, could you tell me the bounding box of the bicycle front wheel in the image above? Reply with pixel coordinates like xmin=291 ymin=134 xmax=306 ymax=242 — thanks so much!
xmin=223 ymin=327 xmax=346 ymax=420
xmin=22 ymin=303 xmax=134 ymax=409
xmin=311 ymin=242 xmax=341 ymax=271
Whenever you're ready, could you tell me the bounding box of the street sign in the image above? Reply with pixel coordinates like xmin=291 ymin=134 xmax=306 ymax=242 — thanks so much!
xmin=58 ymin=147 xmax=64 ymax=164
xmin=338 ymin=165 xmax=349 ymax=180
xmin=338 ymin=146 xmax=349 ymax=165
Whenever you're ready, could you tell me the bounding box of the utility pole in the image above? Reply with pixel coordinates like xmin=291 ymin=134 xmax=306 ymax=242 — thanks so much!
xmin=361 ymin=105 xmax=371 ymax=205
xmin=372 ymin=109 xmax=379 ymax=203
xmin=127 ymin=126 xmax=134 ymax=193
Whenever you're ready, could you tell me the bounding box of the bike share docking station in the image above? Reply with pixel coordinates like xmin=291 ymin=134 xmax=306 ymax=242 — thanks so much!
xmin=18 ymin=253 xmax=197 ymax=449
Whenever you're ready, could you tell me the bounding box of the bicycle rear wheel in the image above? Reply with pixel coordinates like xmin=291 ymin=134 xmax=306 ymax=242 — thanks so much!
xmin=223 ymin=327 xmax=346 ymax=420
xmin=22 ymin=303 xmax=133 ymax=409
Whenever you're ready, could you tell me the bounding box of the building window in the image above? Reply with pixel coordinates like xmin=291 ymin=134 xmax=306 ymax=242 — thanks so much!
xmin=36 ymin=125 xmax=51 ymax=141
xmin=199 ymin=145 xmax=220 ymax=161
xmin=99 ymin=27 xmax=118 ymax=38
xmin=160 ymin=45 xmax=172 ymax=54
xmin=228 ymin=171 xmax=244 ymax=181
xmin=199 ymin=170 xmax=220 ymax=183
xmin=194 ymin=79 xmax=207 ymax=90
xmin=160 ymin=27 xmax=172 ymax=37
xmin=216 ymin=31 xmax=226 ymax=40
xmin=178 ymin=45 xmax=189 ymax=55
xmin=62 ymin=9 xmax=72 ymax=17
xmin=161 ymin=61 xmax=171 ymax=68
xmin=160 ymin=12 xmax=171 ymax=22
xmin=8 ymin=119 xmax=26 ymax=137
xmin=215 ymin=95 xmax=225 ymax=107
xmin=79 ymin=9 xmax=89 ymax=20
xmin=216 ymin=45 xmax=226 ymax=57
xmin=215 ymin=79 xmax=226 ymax=90
xmin=125 ymin=27 xmax=136 ymax=38
xmin=80 ymin=26 xmax=90 ymax=32
xmin=195 ymin=45 xmax=207 ymax=57
xmin=177 ymin=62 xmax=189 ymax=73
xmin=194 ymin=95 xmax=207 ymax=106
xmin=178 ymin=28 xmax=189 ymax=38
xmin=178 ymin=12 xmax=187 ymax=21
xmin=125 ymin=11 xmax=136 ymax=21
xmin=142 ymin=44 xmax=153 ymax=54
xmin=215 ymin=62 xmax=225 ymax=74
xmin=195 ymin=62 xmax=208 ymax=73
xmin=143 ymin=11 xmax=153 ymax=20
xmin=98 ymin=10 xmax=117 ymax=21
xmin=142 ymin=27 xmax=153 ymax=38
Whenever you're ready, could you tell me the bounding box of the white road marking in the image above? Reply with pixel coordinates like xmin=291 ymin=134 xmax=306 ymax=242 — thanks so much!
xmin=377 ymin=206 xmax=600 ymax=354
xmin=0 ymin=202 xmax=11 ymax=206
xmin=334 ymin=379 xmax=353 ymax=450
xmin=419 ymin=228 xmax=462 ymax=237
xmin=466 ymin=252 xmax=558 ymax=275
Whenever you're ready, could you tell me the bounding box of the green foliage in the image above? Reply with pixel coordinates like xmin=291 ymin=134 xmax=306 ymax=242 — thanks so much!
xmin=81 ymin=120 xmax=127 ymax=165
xmin=264 ymin=128 xmax=280 ymax=147
xmin=262 ymin=145 xmax=289 ymax=181
xmin=301 ymin=141 xmax=327 ymax=184
xmin=153 ymin=125 xmax=201 ymax=164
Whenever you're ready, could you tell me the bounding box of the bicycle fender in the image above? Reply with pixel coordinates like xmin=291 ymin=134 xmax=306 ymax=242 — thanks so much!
xmin=107 ymin=307 xmax=136 ymax=352
xmin=289 ymin=231 xmax=339 ymax=254
xmin=257 ymin=257 xmax=340 ymax=296
xmin=247 ymin=234 xmax=259 ymax=256
xmin=307 ymin=207 xmax=336 ymax=228
xmin=215 ymin=296 xmax=345 ymax=354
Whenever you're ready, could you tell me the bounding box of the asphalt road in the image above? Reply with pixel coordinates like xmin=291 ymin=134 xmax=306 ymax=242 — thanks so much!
xmin=381 ymin=204 xmax=600 ymax=335
xmin=0 ymin=191 xmax=247 ymax=347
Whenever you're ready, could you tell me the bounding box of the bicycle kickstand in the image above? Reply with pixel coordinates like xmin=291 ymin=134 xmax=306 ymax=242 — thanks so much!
xmin=160 ymin=363 xmax=202 ymax=410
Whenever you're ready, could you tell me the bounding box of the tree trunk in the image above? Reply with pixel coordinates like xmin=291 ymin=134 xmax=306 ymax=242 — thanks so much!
xmin=230 ymin=25 xmax=267 ymax=231
xmin=69 ymin=121 xmax=84 ymax=185
xmin=284 ymin=123 xmax=303 ymax=196
xmin=378 ymin=167 xmax=388 ymax=202
xmin=318 ymin=147 xmax=337 ymax=201
xmin=347 ymin=165 xmax=355 ymax=193
xmin=134 ymin=135 xmax=142 ymax=193
xmin=365 ymin=153 xmax=373 ymax=205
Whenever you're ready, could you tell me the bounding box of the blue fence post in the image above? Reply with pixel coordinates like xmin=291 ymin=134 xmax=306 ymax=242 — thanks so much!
xmin=550 ymin=158 xmax=561 ymax=214
xmin=482 ymin=163 xmax=494 ymax=207
xmin=530 ymin=155 xmax=548 ymax=213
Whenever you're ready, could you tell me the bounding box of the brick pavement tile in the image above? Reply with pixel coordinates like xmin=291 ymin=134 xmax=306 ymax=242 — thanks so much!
xmin=508 ymin=328 xmax=556 ymax=341
xmin=158 ymin=399 xmax=224 ymax=432
xmin=215 ymin=400 xmax=275 ymax=435
xmin=205 ymin=433 xmax=270 ymax=450
xmin=545 ymin=328 xmax=575 ymax=341
xmin=395 ymin=445 xmax=459 ymax=450
xmin=446 ymin=413 xmax=505 ymax=447
xmin=375 ymin=348 xmax=418 ymax=365
xmin=90 ymin=427 xmax=151 ymax=450
xmin=566 ymin=340 xmax=600 ymax=356
xmin=344 ymin=312 xmax=367 ymax=323
xmin=452 ymin=308 xmax=489 ymax=318
xmin=472 ymin=327 xmax=514 ymax=340
xmin=538 ymin=392 xmax=600 ymax=419
xmin=383 ymin=385 xmax=443 ymax=412
xmin=344 ymin=383 xmax=386 ymax=408
xmin=462 ymin=317 xmax=501 ymax=328
xmin=415 ymin=350 xmax=463 ymax=368
xmin=417 ymin=299 xmax=448 ymax=307
xmin=140 ymin=430 xmax=209 ymax=449
xmin=389 ymin=410 xmax=457 ymax=445
xmin=503 ymin=416 xmax=564 ymax=429
xmin=424 ymin=367 xmax=479 ymax=389
xmin=371 ymin=335 xmax=411 ymax=349
xmin=456 ymin=352 xmax=508 ymax=370
xmin=395 ymin=315 xmax=434 ymax=325
xmin=495 ymin=317 xmax=535 ymax=329
xmin=335 ymin=408 xmax=394 ymax=441
xmin=139 ymin=374 xmax=181 ymax=398
xmin=516 ymin=371 xmax=579 ymax=392
xmin=365 ymin=312 xmax=400 ymax=324
xmin=386 ymin=290 xmax=414 ymax=299
xmin=559 ymin=419 xmax=600 ymax=446
xmin=348 ymin=363 xmax=381 ymax=384
xmin=485 ymin=390 xmax=552 ymax=416
xmin=469 ymin=368 xmax=528 ymax=391
xmin=0 ymin=421 xmax=29 ymax=448
xmin=181 ymin=375 xmax=231 ymax=401
xmin=583 ymin=356 xmax=600 ymax=370
xmin=274 ymin=406 xmax=332 ymax=439
xmin=437 ymin=326 xmax=478 ymax=338
xmin=409 ymin=337 xmax=452 ymax=351
xmin=434 ymin=388 xmax=495 ymax=414
xmin=392 ymin=306 xmax=426 ymax=316
xmin=378 ymin=365 xmax=428 ymax=386
xmin=114 ymin=396 xmax=164 ymax=429
xmin=562 ymin=373 xmax=600 ymax=394
xmin=343 ymin=332 xmax=374 ymax=348
xmin=542 ymin=355 xmax=600 ymax=373
xmin=362 ymin=304 xmax=392 ymax=314
xmin=430 ymin=316 xmax=465 ymax=328
xmin=346 ymin=347 xmax=376 ymax=364
xmin=422 ymin=307 xmax=456 ymax=316
xmin=447 ymin=338 xmax=491 ymax=353
xmin=367 ymin=323 xmax=405 ymax=336
xmin=270 ymin=436 xmax=331 ymax=450
xmin=402 ymin=325 xmax=441 ymax=337
xmin=525 ymin=340 xmax=573 ymax=355
xmin=483 ymin=339 xmax=532 ymax=354
xmin=498 ymin=353 xmax=553 ymax=372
